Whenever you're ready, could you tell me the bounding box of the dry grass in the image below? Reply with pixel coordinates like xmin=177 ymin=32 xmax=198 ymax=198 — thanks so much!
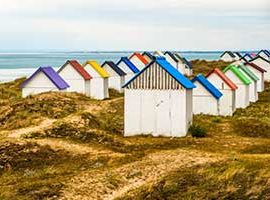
xmin=0 ymin=61 xmax=270 ymax=199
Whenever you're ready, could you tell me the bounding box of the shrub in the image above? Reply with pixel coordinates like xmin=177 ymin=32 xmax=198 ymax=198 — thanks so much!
xmin=189 ymin=124 xmax=207 ymax=138
xmin=212 ymin=117 xmax=221 ymax=123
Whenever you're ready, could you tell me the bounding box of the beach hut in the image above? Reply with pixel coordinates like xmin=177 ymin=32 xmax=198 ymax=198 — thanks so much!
xmin=234 ymin=52 xmax=242 ymax=60
xmin=153 ymin=51 xmax=165 ymax=57
xmin=21 ymin=66 xmax=69 ymax=97
xmin=101 ymin=61 xmax=126 ymax=93
xmin=241 ymin=53 xmax=253 ymax=62
xmin=164 ymin=51 xmax=185 ymax=73
xmin=249 ymin=56 xmax=270 ymax=82
xmin=257 ymin=50 xmax=270 ymax=60
xmin=116 ymin=57 xmax=140 ymax=82
xmin=206 ymin=68 xmax=237 ymax=116
xmin=174 ymin=53 xmax=193 ymax=76
xmin=192 ymin=74 xmax=223 ymax=115
xmin=142 ymin=51 xmax=154 ymax=63
xmin=83 ymin=61 xmax=109 ymax=100
xmin=238 ymin=64 xmax=259 ymax=102
xmin=123 ymin=57 xmax=195 ymax=137
xmin=223 ymin=65 xmax=251 ymax=108
xmin=244 ymin=62 xmax=266 ymax=92
xmin=129 ymin=52 xmax=149 ymax=70
xmin=58 ymin=60 xmax=91 ymax=96
xmin=220 ymin=51 xmax=237 ymax=62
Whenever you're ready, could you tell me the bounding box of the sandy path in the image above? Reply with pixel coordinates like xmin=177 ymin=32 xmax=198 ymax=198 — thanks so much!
xmin=59 ymin=149 xmax=223 ymax=200
xmin=7 ymin=118 xmax=56 ymax=138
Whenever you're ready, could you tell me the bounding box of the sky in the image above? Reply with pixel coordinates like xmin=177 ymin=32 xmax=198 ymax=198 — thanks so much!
xmin=0 ymin=0 xmax=269 ymax=51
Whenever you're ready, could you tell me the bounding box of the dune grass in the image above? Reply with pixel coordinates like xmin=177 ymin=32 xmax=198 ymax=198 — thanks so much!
xmin=0 ymin=62 xmax=270 ymax=199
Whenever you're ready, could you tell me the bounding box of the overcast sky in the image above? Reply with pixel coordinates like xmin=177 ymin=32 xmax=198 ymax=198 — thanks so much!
xmin=0 ymin=0 xmax=269 ymax=51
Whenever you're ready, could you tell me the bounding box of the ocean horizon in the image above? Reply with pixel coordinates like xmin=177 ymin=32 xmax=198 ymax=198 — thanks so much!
xmin=0 ymin=51 xmax=256 ymax=82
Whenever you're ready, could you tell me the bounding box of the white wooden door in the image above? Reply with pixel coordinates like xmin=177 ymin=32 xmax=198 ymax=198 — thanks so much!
xmin=155 ymin=91 xmax=171 ymax=137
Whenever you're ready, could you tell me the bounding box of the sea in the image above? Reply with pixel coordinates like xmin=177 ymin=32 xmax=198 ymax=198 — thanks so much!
xmin=0 ymin=51 xmax=234 ymax=82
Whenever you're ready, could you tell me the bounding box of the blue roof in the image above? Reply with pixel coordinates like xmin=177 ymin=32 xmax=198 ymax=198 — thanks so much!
xmin=123 ymin=57 xmax=195 ymax=89
xmin=183 ymin=57 xmax=192 ymax=69
xmin=21 ymin=67 xmax=69 ymax=90
xmin=116 ymin=57 xmax=140 ymax=73
xmin=192 ymin=74 xmax=223 ymax=100
xmin=101 ymin=61 xmax=126 ymax=76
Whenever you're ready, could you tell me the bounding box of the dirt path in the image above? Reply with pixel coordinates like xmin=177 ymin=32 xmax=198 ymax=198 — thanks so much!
xmin=7 ymin=118 xmax=56 ymax=138
xmin=59 ymin=149 xmax=223 ymax=200
xmin=32 ymin=138 xmax=123 ymax=158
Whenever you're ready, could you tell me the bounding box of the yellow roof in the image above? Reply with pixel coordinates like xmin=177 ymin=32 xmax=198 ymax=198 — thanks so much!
xmin=83 ymin=60 xmax=109 ymax=78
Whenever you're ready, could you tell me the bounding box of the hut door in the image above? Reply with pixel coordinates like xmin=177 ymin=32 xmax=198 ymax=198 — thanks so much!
xmin=155 ymin=91 xmax=171 ymax=137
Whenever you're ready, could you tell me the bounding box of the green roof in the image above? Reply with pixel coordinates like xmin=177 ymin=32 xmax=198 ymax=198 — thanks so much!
xmin=223 ymin=65 xmax=251 ymax=85
xmin=238 ymin=65 xmax=259 ymax=82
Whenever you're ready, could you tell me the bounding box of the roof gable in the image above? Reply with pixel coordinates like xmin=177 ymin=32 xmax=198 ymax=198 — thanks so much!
xmin=101 ymin=61 xmax=126 ymax=76
xmin=238 ymin=65 xmax=259 ymax=81
xmin=223 ymin=65 xmax=251 ymax=85
xmin=206 ymin=68 xmax=238 ymax=90
xmin=258 ymin=50 xmax=270 ymax=57
xmin=116 ymin=57 xmax=140 ymax=73
xmin=142 ymin=52 xmax=154 ymax=60
xmin=21 ymin=67 xmax=69 ymax=90
xmin=123 ymin=57 xmax=195 ymax=89
xmin=192 ymin=74 xmax=223 ymax=99
xmin=249 ymin=55 xmax=270 ymax=64
xmin=164 ymin=51 xmax=179 ymax=63
xmin=59 ymin=60 xmax=92 ymax=80
xmin=220 ymin=51 xmax=236 ymax=58
xmin=83 ymin=61 xmax=109 ymax=78
xmin=129 ymin=52 xmax=149 ymax=65
xmin=244 ymin=62 xmax=267 ymax=73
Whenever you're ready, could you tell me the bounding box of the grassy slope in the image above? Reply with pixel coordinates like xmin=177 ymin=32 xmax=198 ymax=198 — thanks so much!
xmin=0 ymin=61 xmax=269 ymax=199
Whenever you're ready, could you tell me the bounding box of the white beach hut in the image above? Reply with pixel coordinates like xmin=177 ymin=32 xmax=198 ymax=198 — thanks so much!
xmin=129 ymin=52 xmax=149 ymax=71
xmin=244 ymin=62 xmax=266 ymax=92
xmin=241 ymin=53 xmax=253 ymax=62
xmin=101 ymin=61 xmax=126 ymax=93
xmin=142 ymin=52 xmax=154 ymax=63
xmin=192 ymin=74 xmax=223 ymax=116
xmin=153 ymin=51 xmax=165 ymax=57
xmin=58 ymin=60 xmax=91 ymax=96
xmin=173 ymin=53 xmax=193 ymax=76
xmin=163 ymin=51 xmax=185 ymax=74
xmin=238 ymin=64 xmax=259 ymax=102
xmin=249 ymin=56 xmax=270 ymax=82
xmin=123 ymin=57 xmax=196 ymax=137
xmin=220 ymin=51 xmax=237 ymax=62
xmin=233 ymin=52 xmax=242 ymax=60
xmin=257 ymin=50 xmax=270 ymax=60
xmin=116 ymin=57 xmax=140 ymax=82
xmin=83 ymin=60 xmax=109 ymax=100
xmin=223 ymin=65 xmax=251 ymax=108
xmin=21 ymin=66 xmax=69 ymax=97
xmin=206 ymin=68 xmax=237 ymax=116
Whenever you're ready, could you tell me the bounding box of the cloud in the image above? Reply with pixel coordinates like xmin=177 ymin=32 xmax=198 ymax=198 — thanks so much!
xmin=0 ymin=0 xmax=269 ymax=50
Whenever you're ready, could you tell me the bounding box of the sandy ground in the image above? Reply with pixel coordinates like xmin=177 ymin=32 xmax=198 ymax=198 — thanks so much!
xmin=59 ymin=149 xmax=223 ymax=200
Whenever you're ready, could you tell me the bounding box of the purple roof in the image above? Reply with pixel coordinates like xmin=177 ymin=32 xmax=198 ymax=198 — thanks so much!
xmin=21 ymin=66 xmax=69 ymax=90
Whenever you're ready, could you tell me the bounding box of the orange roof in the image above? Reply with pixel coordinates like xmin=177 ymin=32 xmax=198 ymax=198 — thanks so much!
xmin=206 ymin=68 xmax=238 ymax=90
xmin=129 ymin=52 xmax=149 ymax=65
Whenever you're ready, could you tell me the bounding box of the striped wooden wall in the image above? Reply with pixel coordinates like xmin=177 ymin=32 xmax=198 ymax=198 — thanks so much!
xmin=126 ymin=63 xmax=183 ymax=90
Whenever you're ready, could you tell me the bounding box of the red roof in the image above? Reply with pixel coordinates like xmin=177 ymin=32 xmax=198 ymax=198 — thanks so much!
xmin=129 ymin=52 xmax=149 ymax=65
xmin=244 ymin=62 xmax=267 ymax=73
xmin=62 ymin=60 xmax=92 ymax=80
xmin=206 ymin=68 xmax=238 ymax=90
